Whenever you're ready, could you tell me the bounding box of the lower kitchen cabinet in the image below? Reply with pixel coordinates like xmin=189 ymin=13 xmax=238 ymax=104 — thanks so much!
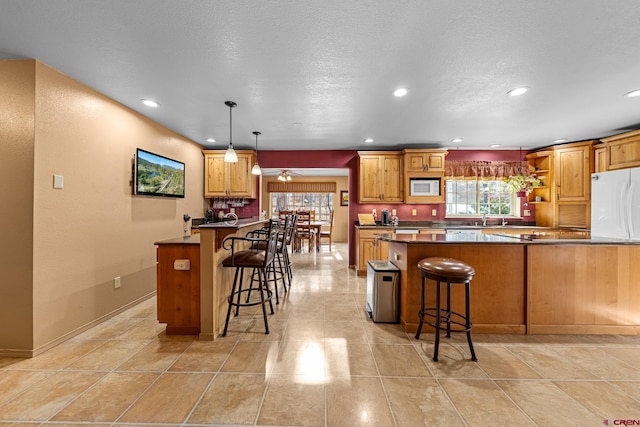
xmin=355 ymin=228 xmax=392 ymax=276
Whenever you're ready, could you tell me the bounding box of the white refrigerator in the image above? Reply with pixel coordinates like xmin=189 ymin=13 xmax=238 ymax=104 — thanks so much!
xmin=590 ymin=167 xmax=640 ymax=240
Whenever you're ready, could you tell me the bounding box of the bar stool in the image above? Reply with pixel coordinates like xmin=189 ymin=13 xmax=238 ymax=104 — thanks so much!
xmin=220 ymin=220 xmax=280 ymax=336
xmin=415 ymin=257 xmax=477 ymax=362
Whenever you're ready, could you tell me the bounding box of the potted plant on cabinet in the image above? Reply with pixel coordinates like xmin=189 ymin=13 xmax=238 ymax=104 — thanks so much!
xmin=505 ymin=174 xmax=543 ymax=197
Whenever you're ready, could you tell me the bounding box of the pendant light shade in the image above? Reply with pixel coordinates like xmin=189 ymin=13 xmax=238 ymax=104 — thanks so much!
xmin=223 ymin=101 xmax=238 ymax=163
xmin=251 ymin=131 xmax=262 ymax=175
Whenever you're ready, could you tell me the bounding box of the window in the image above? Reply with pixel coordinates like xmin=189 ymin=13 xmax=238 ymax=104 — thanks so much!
xmin=270 ymin=193 xmax=334 ymax=223
xmin=446 ymin=179 xmax=517 ymax=217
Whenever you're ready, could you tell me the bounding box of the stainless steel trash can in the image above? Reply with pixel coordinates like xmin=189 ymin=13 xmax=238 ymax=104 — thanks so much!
xmin=365 ymin=260 xmax=400 ymax=323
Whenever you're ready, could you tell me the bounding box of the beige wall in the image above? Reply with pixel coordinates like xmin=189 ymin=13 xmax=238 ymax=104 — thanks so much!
xmin=260 ymin=175 xmax=349 ymax=243
xmin=0 ymin=60 xmax=36 ymax=353
xmin=1 ymin=60 xmax=206 ymax=356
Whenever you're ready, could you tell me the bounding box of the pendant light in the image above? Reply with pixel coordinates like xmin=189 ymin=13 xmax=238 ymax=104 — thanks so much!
xmin=251 ymin=131 xmax=262 ymax=175
xmin=223 ymin=101 xmax=238 ymax=163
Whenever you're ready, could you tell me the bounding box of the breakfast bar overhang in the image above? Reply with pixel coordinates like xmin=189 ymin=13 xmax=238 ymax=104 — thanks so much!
xmin=380 ymin=232 xmax=640 ymax=335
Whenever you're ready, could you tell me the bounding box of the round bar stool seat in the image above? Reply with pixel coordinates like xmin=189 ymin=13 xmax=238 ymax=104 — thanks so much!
xmin=415 ymin=257 xmax=477 ymax=362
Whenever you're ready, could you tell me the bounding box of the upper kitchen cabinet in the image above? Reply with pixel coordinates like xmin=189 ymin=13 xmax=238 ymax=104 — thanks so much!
xmin=357 ymin=151 xmax=403 ymax=203
xmin=526 ymin=140 xmax=595 ymax=228
xmin=403 ymin=149 xmax=446 ymax=172
xmin=402 ymin=149 xmax=448 ymax=204
xmin=203 ymin=150 xmax=256 ymax=198
xmin=596 ymin=129 xmax=640 ymax=172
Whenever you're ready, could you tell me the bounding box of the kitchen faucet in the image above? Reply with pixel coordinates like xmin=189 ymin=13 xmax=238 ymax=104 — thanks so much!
xmin=501 ymin=217 xmax=508 ymax=226
xmin=481 ymin=213 xmax=487 ymax=226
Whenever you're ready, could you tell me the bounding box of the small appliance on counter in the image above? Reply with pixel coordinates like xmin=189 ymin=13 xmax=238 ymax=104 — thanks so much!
xmin=381 ymin=209 xmax=391 ymax=225
xmin=205 ymin=209 xmax=215 ymax=224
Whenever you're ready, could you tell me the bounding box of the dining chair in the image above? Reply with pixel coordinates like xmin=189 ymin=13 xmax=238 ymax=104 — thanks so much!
xmin=295 ymin=210 xmax=315 ymax=252
xmin=318 ymin=209 xmax=334 ymax=250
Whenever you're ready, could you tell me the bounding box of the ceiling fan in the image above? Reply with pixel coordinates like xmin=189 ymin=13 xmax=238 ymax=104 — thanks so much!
xmin=276 ymin=169 xmax=299 ymax=181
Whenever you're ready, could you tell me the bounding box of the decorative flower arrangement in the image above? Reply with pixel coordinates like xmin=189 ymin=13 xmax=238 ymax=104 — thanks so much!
xmin=505 ymin=174 xmax=543 ymax=195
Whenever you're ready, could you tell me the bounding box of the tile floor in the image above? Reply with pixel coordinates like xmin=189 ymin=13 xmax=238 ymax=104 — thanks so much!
xmin=1 ymin=242 xmax=639 ymax=426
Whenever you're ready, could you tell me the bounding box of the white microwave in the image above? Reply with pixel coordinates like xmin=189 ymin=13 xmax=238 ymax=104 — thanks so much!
xmin=409 ymin=178 xmax=441 ymax=196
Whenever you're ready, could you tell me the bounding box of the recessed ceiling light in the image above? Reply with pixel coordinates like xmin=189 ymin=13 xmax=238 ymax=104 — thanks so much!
xmin=393 ymin=88 xmax=408 ymax=97
xmin=489 ymin=144 xmax=501 ymax=148
xmin=553 ymin=138 xmax=568 ymax=143
xmin=451 ymin=138 xmax=463 ymax=143
xmin=140 ymin=99 xmax=159 ymax=107
xmin=292 ymin=122 xmax=303 ymax=127
xmin=206 ymin=138 xmax=216 ymax=143
xmin=364 ymin=138 xmax=374 ymax=143
xmin=624 ymin=89 xmax=640 ymax=97
xmin=507 ymin=87 xmax=528 ymax=97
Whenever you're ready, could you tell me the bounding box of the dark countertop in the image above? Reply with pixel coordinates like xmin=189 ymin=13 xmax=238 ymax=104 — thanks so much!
xmin=377 ymin=232 xmax=639 ymax=245
xmin=155 ymin=234 xmax=200 ymax=245
xmin=198 ymin=217 xmax=267 ymax=229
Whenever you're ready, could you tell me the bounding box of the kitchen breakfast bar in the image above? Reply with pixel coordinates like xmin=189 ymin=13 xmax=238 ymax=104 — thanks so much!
xmin=380 ymin=232 xmax=640 ymax=335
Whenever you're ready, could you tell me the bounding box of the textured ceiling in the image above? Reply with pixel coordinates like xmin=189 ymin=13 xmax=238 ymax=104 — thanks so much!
xmin=2 ymin=0 xmax=640 ymax=152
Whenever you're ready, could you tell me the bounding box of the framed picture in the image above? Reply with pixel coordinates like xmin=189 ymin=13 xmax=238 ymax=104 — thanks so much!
xmin=340 ymin=190 xmax=349 ymax=206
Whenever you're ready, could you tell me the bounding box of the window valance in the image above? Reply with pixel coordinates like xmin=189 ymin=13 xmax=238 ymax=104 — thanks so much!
xmin=267 ymin=181 xmax=336 ymax=193
xmin=444 ymin=161 xmax=529 ymax=180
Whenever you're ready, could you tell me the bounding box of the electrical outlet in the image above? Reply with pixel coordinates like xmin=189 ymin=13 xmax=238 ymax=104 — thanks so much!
xmin=431 ymin=209 xmax=437 ymax=216
xmin=524 ymin=209 xmax=531 ymax=216
xmin=230 ymin=207 xmax=235 ymax=214
xmin=412 ymin=209 xmax=417 ymax=216
xmin=114 ymin=277 xmax=121 ymax=289
xmin=372 ymin=208 xmax=377 ymax=216
xmin=392 ymin=209 xmax=396 ymax=216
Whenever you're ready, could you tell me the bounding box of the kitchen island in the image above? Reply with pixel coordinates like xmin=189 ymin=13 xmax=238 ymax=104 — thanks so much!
xmin=156 ymin=218 xmax=268 ymax=340
xmin=380 ymin=232 xmax=640 ymax=335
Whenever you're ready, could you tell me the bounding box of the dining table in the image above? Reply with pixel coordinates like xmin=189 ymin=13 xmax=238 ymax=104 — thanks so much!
xmin=295 ymin=220 xmax=323 ymax=252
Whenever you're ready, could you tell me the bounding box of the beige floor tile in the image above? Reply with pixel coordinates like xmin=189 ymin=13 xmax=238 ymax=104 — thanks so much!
xmin=0 ymin=370 xmax=51 ymax=406
xmin=239 ymin=317 xmax=288 ymax=342
xmin=66 ymin=340 xmax=149 ymax=371
xmin=497 ymin=380 xmax=601 ymax=425
xmin=10 ymin=340 xmax=105 ymax=370
xmin=552 ymin=346 xmax=640 ymax=380
xmin=221 ymin=341 xmax=280 ymax=374
xmin=370 ymin=344 xmax=432 ymax=377
xmin=284 ymin=320 xmax=325 ymax=341
xmin=324 ymin=303 xmax=362 ymax=321
xmin=507 ymin=346 xmax=599 ymax=379
xmin=363 ymin=322 xmax=412 ymax=344
xmin=115 ymin=317 xmax=167 ymax=340
xmin=51 ymin=372 xmax=157 ymax=422
xmin=73 ymin=316 xmax=144 ymax=340
xmin=383 ymin=377 xmax=465 ymax=427
xmin=474 ymin=346 xmax=542 ymax=379
xmin=0 ymin=423 xmax=44 ymax=427
xmin=0 ymin=371 xmax=104 ymax=421
xmin=606 ymin=347 xmax=640 ymax=370
xmin=555 ymin=380 xmax=640 ymax=420
xmin=188 ymin=373 xmax=267 ymax=425
xmin=326 ymin=376 xmax=394 ymax=427
xmin=324 ymin=320 xmax=368 ymax=343
xmin=416 ymin=342 xmax=488 ymax=379
xmin=610 ymin=381 xmax=640 ymax=401
xmin=118 ymin=372 xmax=213 ymax=423
xmin=440 ymin=379 xmax=536 ymax=426
xmin=257 ymin=374 xmax=324 ymax=426
xmin=325 ymin=341 xmax=378 ymax=378
xmin=168 ymin=340 xmax=236 ymax=372
xmin=271 ymin=339 xmax=325 ymax=380
xmin=115 ymin=340 xmax=191 ymax=371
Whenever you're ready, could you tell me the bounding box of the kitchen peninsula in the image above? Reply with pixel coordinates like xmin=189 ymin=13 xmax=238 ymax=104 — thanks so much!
xmin=155 ymin=218 xmax=268 ymax=340
xmin=380 ymin=232 xmax=640 ymax=335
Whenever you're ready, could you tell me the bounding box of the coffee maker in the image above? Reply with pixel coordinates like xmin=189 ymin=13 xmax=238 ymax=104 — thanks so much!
xmin=381 ymin=208 xmax=391 ymax=226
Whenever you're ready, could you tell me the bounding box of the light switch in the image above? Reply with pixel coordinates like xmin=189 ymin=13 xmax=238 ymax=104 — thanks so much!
xmin=431 ymin=209 xmax=437 ymax=216
xmin=524 ymin=209 xmax=531 ymax=216
xmin=412 ymin=209 xmax=417 ymax=216
xmin=53 ymin=174 xmax=64 ymax=189
xmin=391 ymin=209 xmax=396 ymax=216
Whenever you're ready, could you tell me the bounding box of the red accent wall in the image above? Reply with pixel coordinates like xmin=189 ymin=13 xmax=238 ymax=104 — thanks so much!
xmin=254 ymin=149 xmax=532 ymax=266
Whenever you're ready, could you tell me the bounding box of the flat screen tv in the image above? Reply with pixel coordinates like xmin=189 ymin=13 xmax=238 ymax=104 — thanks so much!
xmin=134 ymin=148 xmax=185 ymax=198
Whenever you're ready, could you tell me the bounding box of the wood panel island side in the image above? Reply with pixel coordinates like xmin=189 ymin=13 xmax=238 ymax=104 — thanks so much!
xmin=155 ymin=218 xmax=268 ymax=340
xmin=380 ymin=232 xmax=640 ymax=335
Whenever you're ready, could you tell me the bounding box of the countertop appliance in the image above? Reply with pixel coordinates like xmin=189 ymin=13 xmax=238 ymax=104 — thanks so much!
xmin=591 ymin=167 xmax=640 ymax=240
xmin=381 ymin=209 xmax=390 ymax=225
xmin=365 ymin=260 xmax=399 ymax=323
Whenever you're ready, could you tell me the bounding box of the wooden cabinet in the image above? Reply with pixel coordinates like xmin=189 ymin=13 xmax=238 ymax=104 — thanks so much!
xmin=156 ymin=241 xmax=200 ymax=335
xmin=403 ymin=149 xmax=446 ymax=172
xmin=526 ymin=141 xmax=595 ymax=228
xmin=597 ymin=129 xmax=640 ymax=171
xmin=203 ymin=150 xmax=256 ymax=198
xmin=403 ymin=149 xmax=448 ymax=204
xmin=357 ymin=151 xmax=403 ymax=203
xmin=355 ymin=228 xmax=392 ymax=276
